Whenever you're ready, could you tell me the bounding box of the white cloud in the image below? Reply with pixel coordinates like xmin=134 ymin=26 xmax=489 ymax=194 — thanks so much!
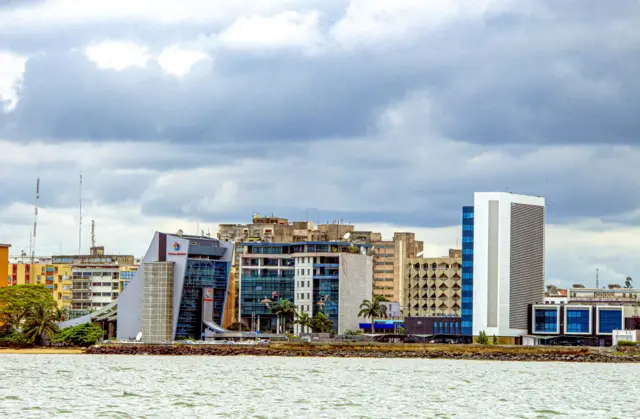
xmin=218 ymin=11 xmax=325 ymax=51
xmin=0 ymin=51 xmax=28 ymax=111
xmin=0 ymin=0 xmax=302 ymax=30
xmin=85 ymin=41 xmax=150 ymax=71
xmin=157 ymin=46 xmax=210 ymax=77
xmin=330 ymin=0 xmax=493 ymax=47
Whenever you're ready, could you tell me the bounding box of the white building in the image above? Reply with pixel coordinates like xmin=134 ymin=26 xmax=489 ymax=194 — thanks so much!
xmin=472 ymin=192 xmax=545 ymax=338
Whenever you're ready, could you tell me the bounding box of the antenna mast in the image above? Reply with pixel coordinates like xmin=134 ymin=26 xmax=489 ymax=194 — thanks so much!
xmin=596 ymin=268 xmax=599 ymax=289
xmin=91 ymin=220 xmax=95 ymax=249
xmin=79 ymin=174 xmax=82 ymax=254
xmin=31 ymin=178 xmax=40 ymax=264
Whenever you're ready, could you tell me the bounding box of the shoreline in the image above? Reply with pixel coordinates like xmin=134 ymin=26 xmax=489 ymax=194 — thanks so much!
xmin=3 ymin=343 xmax=640 ymax=363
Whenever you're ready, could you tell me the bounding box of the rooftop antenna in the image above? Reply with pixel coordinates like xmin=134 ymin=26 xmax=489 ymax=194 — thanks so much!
xmin=596 ymin=268 xmax=599 ymax=289
xmin=30 ymin=178 xmax=40 ymax=264
xmin=91 ymin=220 xmax=95 ymax=249
xmin=78 ymin=173 xmax=83 ymax=254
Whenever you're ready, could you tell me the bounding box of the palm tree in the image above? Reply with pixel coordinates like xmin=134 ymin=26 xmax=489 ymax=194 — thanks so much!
xmin=310 ymin=311 xmax=333 ymax=333
xmin=54 ymin=307 xmax=68 ymax=322
xmin=24 ymin=301 xmax=59 ymax=345
xmin=358 ymin=295 xmax=388 ymax=334
xmin=270 ymin=299 xmax=296 ymax=334
xmin=294 ymin=311 xmax=312 ymax=334
xmin=625 ymin=276 xmax=633 ymax=289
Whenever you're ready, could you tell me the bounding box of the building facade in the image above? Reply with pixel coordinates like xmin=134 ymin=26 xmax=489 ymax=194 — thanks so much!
xmin=405 ymin=316 xmax=462 ymax=336
xmin=472 ymin=192 xmax=546 ymax=338
xmin=404 ymin=252 xmax=462 ymax=317
xmin=528 ymin=304 xmax=629 ymax=346
xmin=8 ymin=262 xmax=73 ymax=311
xmin=239 ymin=242 xmax=373 ymax=334
xmin=461 ymin=206 xmax=474 ymax=335
xmin=0 ymin=244 xmax=9 ymax=288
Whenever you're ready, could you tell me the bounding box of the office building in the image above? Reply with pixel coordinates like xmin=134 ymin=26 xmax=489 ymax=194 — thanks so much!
xmin=404 ymin=250 xmax=462 ymax=317
xmin=527 ymin=304 xmax=630 ymax=346
xmin=239 ymin=242 xmax=373 ymax=334
xmin=461 ymin=206 xmax=474 ymax=335
xmin=60 ymin=232 xmax=233 ymax=341
xmin=472 ymin=192 xmax=546 ymax=340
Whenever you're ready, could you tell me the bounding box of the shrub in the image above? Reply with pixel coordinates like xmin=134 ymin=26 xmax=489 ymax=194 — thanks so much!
xmin=344 ymin=329 xmax=363 ymax=336
xmin=617 ymin=340 xmax=637 ymax=347
xmin=477 ymin=331 xmax=490 ymax=345
xmin=51 ymin=323 xmax=104 ymax=347
xmin=492 ymin=335 xmax=498 ymax=345
xmin=0 ymin=331 xmax=32 ymax=348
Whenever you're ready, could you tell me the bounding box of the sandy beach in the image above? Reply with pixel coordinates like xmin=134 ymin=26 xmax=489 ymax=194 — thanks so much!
xmin=0 ymin=347 xmax=84 ymax=355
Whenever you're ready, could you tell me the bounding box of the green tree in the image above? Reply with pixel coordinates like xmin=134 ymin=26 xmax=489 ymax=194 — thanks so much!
xmin=226 ymin=321 xmax=248 ymax=331
xmin=492 ymin=334 xmax=498 ymax=345
xmin=625 ymin=276 xmax=633 ymax=289
xmin=294 ymin=311 xmax=312 ymax=334
xmin=54 ymin=307 xmax=68 ymax=322
xmin=52 ymin=322 xmax=104 ymax=347
xmin=477 ymin=331 xmax=489 ymax=345
xmin=310 ymin=311 xmax=333 ymax=333
xmin=270 ymin=299 xmax=296 ymax=333
xmin=0 ymin=285 xmax=56 ymax=333
xmin=358 ymin=295 xmax=388 ymax=333
xmin=24 ymin=301 xmax=59 ymax=345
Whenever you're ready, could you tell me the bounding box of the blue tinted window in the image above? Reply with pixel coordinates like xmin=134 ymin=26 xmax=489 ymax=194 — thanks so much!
xmin=534 ymin=308 xmax=558 ymax=333
xmin=566 ymin=309 xmax=590 ymax=333
xmin=599 ymin=310 xmax=622 ymax=334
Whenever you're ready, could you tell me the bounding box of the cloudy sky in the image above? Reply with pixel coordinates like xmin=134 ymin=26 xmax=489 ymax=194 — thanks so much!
xmin=0 ymin=0 xmax=639 ymax=289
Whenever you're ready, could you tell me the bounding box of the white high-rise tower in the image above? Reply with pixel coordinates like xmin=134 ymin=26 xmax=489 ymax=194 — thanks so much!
xmin=472 ymin=192 xmax=545 ymax=338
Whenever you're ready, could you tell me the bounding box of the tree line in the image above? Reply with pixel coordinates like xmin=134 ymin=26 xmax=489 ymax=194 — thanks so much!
xmin=0 ymin=285 xmax=103 ymax=347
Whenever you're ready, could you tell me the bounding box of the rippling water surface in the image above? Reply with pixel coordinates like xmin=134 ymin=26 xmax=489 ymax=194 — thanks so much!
xmin=0 ymin=354 xmax=638 ymax=418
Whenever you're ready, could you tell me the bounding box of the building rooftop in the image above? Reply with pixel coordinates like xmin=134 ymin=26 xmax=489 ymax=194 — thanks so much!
xmin=0 ymin=244 xmax=11 ymax=248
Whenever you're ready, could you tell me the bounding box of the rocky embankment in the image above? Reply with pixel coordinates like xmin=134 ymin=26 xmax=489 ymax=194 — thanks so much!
xmin=84 ymin=343 xmax=640 ymax=363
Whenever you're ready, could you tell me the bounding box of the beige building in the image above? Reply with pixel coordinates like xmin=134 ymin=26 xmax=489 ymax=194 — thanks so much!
xmin=218 ymin=213 xmax=354 ymax=244
xmin=350 ymin=231 xmax=423 ymax=303
xmin=404 ymin=249 xmax=462 ymax=317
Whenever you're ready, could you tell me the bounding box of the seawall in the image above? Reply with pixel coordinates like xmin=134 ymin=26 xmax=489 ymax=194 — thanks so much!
xmin=83 ymin=343 xmax=640 ymax=363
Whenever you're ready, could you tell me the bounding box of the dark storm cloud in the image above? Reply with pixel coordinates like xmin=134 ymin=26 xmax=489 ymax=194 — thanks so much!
xmin=2 ymin=1 xmax=639 ymax=147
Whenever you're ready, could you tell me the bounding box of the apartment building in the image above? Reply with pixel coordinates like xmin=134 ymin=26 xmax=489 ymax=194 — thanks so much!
xmin=7 ymin=262 xmax=73 ymax=311
xmin=404 ymin=249 xmax=462 ymax=317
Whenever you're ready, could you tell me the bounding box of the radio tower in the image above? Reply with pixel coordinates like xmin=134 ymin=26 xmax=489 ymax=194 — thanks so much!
xmin=31 ymin=178 xmax=40 ymax=264
xmin=79 ymin=174 xmax=83 ymax=254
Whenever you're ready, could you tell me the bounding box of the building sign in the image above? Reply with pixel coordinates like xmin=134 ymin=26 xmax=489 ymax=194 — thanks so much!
xmin=168 ymin=241 xmax=186 ymax=256
xmin=204 ymin=288 xmax=213 ymax=301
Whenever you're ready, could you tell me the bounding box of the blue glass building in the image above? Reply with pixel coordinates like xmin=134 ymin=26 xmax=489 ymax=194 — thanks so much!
xmin=461 ymin=206 xmax=474 ymax=335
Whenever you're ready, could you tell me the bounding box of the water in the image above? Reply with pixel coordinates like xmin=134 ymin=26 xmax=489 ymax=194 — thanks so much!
xmin=0 ymin=355 xmax=637 ymax=418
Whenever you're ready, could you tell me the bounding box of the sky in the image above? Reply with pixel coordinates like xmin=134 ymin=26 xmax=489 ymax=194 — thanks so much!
xmin=0 ymin=0 xmax=639 ymax=289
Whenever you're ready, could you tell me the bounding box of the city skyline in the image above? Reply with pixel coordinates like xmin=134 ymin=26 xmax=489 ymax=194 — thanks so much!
xmin=1 ymin=1 xmax=639 ymax=291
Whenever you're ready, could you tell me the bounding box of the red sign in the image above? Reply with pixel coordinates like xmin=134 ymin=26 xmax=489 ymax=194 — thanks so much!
xmin=204 ymin=288 xmax=213 ymax=301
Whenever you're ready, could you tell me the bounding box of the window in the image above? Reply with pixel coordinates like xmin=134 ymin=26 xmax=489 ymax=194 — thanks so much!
xmin=599 ymin=309 xmax=622 ymax=334
xmin=566 ymin=309 xmax=590 ymax=333
xmin=307 ymin=269 xmax=310 ymax=275
xmin=534 ymin=308 xmax=558 ymax=333
xmin=307 ymin=281 xmax=310 ymax=287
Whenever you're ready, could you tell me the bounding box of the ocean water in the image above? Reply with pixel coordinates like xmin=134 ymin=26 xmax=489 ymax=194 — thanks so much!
xmin=0 ymin=354 xmax=637 ymax=418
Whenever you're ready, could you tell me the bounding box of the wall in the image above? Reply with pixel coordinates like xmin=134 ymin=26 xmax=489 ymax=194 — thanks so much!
xmin=141 ymin=262 xmax=174 ymax=343
xmin=338 ymin=253 xmax=373 ymax=334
